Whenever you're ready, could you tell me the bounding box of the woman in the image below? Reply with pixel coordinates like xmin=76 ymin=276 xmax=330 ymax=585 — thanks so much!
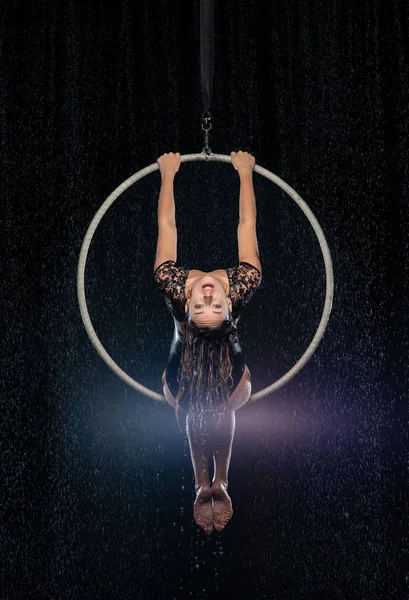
xmin=154 ymin=151 xmax=261 ymax=534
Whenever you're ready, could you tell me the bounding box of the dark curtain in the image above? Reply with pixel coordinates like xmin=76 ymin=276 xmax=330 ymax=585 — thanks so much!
xmin=2 ymin=0 xmax=407 ymax=598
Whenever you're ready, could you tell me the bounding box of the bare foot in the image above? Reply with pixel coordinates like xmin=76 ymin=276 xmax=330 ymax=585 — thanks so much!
xmin=212 ymin=480 xmax=233 ymax=532
xmin=194 ymin=485 xmax=214 ymax=535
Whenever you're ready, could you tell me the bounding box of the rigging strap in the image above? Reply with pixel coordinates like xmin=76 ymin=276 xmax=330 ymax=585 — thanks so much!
xmin=200 ymin=0 xmax=214 ymax=154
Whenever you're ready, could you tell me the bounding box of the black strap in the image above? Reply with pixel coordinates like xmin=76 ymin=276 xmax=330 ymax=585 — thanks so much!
xmin=200 ymin=0 xmax=214 ymax=153
xmin=200 ymin=0 xmax=214 ymax=113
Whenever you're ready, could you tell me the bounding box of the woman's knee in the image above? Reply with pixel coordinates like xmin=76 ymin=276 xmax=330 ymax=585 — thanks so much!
xmin=226 ymin=366 xmax=251 ymax=412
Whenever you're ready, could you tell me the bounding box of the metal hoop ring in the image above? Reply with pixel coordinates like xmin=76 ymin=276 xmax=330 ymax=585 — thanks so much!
xmin=77 ymin=153 xmax=334 ymax=403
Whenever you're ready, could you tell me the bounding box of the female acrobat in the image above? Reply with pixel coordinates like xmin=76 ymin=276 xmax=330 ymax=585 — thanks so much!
xmin=154 ymin=151 xmax=261 ymax=534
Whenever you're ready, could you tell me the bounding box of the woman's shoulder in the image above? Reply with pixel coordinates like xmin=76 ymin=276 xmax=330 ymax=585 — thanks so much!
xmin=226 ymin=262 xmax=262 ymax=285
xmin=154 ymin=260 xmax=189 ymax=288
xmin=154 ymin=259 xmax=187 ymax=276
xmin=154 ymin=261 xmax=188 ymax=322
xmin=226 ymin=262 xmax=262 ymax=318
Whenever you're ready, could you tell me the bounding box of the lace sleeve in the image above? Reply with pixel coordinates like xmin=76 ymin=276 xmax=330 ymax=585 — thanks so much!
xmin=226 ymin=262 xmax=262 ymax=320
xmin=154 ymin=260 xmax=188 ymax=322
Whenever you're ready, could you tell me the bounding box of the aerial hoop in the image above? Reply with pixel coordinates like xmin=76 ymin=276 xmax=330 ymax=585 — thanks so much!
xmin=77 ymin=153 xmax=334 ymax=404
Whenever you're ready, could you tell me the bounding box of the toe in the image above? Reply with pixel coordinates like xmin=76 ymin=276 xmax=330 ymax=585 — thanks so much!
xmin=214 ymin=514 xmax=230 ymax=532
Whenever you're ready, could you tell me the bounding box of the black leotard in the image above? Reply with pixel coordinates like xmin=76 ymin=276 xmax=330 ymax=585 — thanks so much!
xmin=154 ymin=261 xmax=261 ymax=398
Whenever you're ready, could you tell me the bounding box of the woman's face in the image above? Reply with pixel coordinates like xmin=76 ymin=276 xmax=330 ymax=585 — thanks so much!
xmin=186 ymin=276 xmax=232 ymax=328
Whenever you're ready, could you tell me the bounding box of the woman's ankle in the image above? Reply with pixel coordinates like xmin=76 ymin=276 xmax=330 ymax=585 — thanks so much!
xmin=195 ymin=481 xmax=211 ymax=493
xmin=212 ymin=478 xmax=228 ymax=490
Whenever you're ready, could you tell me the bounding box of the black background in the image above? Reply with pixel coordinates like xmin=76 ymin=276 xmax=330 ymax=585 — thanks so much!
xmin=2 ymin=0 xmax=408 ymax=598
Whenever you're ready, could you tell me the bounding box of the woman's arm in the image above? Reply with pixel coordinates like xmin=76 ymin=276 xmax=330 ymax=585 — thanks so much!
xmin=231 ymin=152 xmax=261 ymax=272
xmin=154 ymin=153 xmax=181 ymax=272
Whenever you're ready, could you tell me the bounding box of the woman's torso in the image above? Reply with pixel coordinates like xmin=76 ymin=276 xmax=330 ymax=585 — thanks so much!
xmin=155 ymin=261 xmax=262 ymax=402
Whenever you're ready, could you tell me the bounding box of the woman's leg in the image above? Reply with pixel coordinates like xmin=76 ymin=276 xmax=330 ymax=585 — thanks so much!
xmin=163 ymin=375 xmax=214 ymax=534
xmin=211 ymin=410 xmax=236 ymax=532
xmin=212 ymin=410 xmax=235 ymax=484
xmin=211 ymin=365 xmax=252 ymax=531
xmin=186 ymin=413 xmax=214 ymax=535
